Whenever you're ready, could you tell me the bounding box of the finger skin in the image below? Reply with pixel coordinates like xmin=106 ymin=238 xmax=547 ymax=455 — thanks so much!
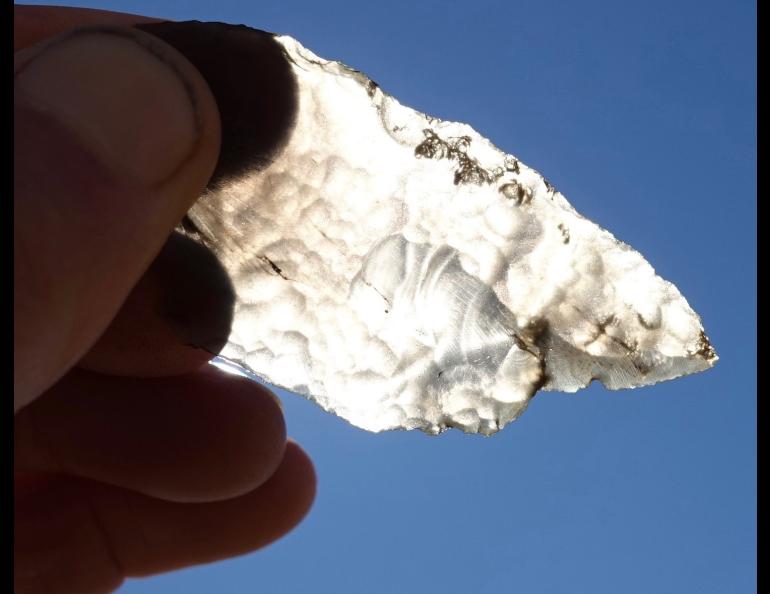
xmin=14 ymin=11 xmax=318 ymax=593
xmin=79 ymin=231 xmax=236 ymax=377
xmin=16 ymin=10 xmax=302 ymax=381
xmin=83 ymin=21 xmax=301 ymax=376
xmin=15 ymin=366 xmax=287 ymax=502
xmin=15 ymin=6 xmax=227 ymax=380
xmin=136 ymin=21 xmax=299 ymax=189
xmin=14 ymin=24 xmax=221 ymax=408
xmin=14 ymin=4 xmax=163 ymax=51
xmin=14 ymin=443 xmax=316 ymax=594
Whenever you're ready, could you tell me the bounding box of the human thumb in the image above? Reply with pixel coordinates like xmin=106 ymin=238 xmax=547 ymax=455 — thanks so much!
xmin=14 ymin=26 xmax=221 ymax=410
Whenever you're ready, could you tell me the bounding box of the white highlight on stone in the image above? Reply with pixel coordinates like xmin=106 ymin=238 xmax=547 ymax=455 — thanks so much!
xmin=191 ymin=36 xmax=717 ymax=435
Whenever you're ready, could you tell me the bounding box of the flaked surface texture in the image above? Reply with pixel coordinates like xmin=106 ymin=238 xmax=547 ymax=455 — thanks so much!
xmin=187 ymin=31 xmax=717 ymax=435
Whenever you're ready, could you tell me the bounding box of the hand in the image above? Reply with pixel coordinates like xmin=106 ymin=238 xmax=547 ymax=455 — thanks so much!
xmin=14 ymin=6 xmax=316 ymax=593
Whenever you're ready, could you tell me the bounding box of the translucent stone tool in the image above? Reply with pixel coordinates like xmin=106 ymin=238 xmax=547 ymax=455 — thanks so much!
xmin=184 ymin=29 xmax=717 ymax=435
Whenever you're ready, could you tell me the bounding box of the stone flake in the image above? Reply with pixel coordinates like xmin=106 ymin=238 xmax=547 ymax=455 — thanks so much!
xmin=188 ymin=32 xmax=717 ymax=435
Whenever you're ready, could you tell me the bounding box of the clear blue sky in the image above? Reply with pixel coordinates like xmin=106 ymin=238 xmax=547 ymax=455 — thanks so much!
xmin=19 ymin=1 xmax=756 ymax=592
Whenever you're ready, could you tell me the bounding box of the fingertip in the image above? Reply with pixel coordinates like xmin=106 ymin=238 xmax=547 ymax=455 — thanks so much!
xmin=14 ymin=25 xmax=221 ymax=409
xmin=281 ymin=440 xmax=318 ymax=527
xmin=79 ymin=231 xmax=236 ymax=378
xmin=14 ymin=368 xmax=289 ymax=503
xmin=190 ymin=369 xmax=289 ymax=501
xmin=14 ymin=441 xmax=317 ymax=585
